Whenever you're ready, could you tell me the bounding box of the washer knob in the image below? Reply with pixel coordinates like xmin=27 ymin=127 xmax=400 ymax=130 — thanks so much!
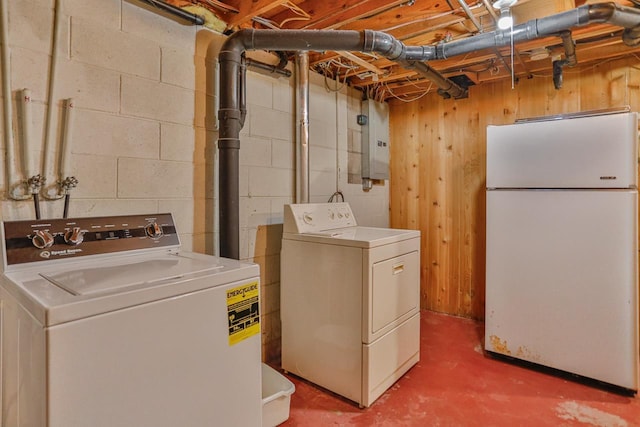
xmin=145 ymin=222 xmax=163 ymax=239
xmin=303 ymin=213 xmax=313 ymax=225
xmin=32 ymin=230 xmax=54 ymax=249
xmin=64 ymin=227 xmax=85 ymax=246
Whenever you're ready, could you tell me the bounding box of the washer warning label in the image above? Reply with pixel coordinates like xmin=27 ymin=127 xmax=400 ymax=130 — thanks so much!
xmin=227 ymin=281 xmax=260 ymax=346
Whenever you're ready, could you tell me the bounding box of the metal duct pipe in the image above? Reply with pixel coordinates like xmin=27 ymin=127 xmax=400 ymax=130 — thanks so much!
xmin=218 ymin=46 xmax=243 ymax=259
xmin=137 ymin=0 xmax=205 ymax=25
xmin=436 ymin=3 xmax=640 ymax=59
xmin=246 ymin=58 xmax=292 ymax=78
xmin=295 ymin=52 xmax=310 ymax=204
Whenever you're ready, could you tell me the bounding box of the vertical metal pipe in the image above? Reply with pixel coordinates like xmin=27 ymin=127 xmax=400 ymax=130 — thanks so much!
xmin=218 ymin=46 xmax=243 ymax=259
xmin=60 ymin=98 xmax=75 ymax=179
xmin=559 ymin=30 xmax=577 ymax=66
xmin=33 ymin=193 xmax=41 ymax=220
xmin=20 ymin=89 xmax=34 ymax=178
xmin=295 ymin=52 xmax=310 ymax=204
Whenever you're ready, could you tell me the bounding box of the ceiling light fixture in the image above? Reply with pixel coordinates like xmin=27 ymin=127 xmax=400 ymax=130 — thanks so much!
xmin=492 ymin=0 xmax=518 ymax=30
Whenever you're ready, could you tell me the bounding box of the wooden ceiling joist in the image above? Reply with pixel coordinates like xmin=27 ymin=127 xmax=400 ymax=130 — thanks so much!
xmin=173 ymin=0 xmax=640 ymax=101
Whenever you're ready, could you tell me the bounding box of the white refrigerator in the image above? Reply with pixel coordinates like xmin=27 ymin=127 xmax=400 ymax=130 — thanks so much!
xmin=485 ymin=111 xmax=639 ymax=392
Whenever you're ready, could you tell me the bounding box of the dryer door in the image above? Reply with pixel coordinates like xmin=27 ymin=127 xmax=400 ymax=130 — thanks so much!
xmin=371 ymin=250 xmax=420 ymax=334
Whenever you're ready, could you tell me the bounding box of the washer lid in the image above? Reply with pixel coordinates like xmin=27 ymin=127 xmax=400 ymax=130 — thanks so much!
xmin=284 ymin=226 xmax=420 ymax=248
xmin=40 ymin=253 xmax=222 ymax=296
xmin=1 ymin=251 xmax=259 ymax=326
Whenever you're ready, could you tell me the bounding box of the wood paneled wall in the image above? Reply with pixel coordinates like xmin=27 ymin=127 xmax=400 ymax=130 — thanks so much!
xmin=389 ymin=56 xmax=640 ymax=319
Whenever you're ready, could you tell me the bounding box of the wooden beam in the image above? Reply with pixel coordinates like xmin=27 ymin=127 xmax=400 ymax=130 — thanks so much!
xmin=221 ymin=0 xmax=289 ymax=28
xmin=335 ymin=51 xmax=385 ymax=76
xmin=340 ymin=0 xmax=458 ymax=32
xmin=262 ymin=0 xmax=413 ymax=30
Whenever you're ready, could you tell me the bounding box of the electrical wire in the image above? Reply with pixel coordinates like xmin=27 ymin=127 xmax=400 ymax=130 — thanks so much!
xmin=324 ymin=70 xmax=349 ymax=92
xmin=278 ymin=2 xmax=312 ymax=27
xmin=328 ymin=191 xmax=345 ymax=202
xmin=316 ymin=60 xmax=357 ymax=93
xmin=252 ymin=16 xmax=280 ymax=29
xmin=382 ymin=80 xmax=434 ymax=102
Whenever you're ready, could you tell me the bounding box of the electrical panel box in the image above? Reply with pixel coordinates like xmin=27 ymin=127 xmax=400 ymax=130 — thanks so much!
xmin=361 ymin=99 xmax=390 ymax=180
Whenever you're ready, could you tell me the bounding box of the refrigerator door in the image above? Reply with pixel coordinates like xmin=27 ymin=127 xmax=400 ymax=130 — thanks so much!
xmin=487 ymin=112 xmax=638 ymax=189
xmin=485 ymin=189 xmax=639 ymax=390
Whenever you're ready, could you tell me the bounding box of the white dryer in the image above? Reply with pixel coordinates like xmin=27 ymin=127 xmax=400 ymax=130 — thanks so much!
xmin=0 ymin=213 xmax=262 ymax=427
xmin=281 ymin=203 xmax=421 ymax=407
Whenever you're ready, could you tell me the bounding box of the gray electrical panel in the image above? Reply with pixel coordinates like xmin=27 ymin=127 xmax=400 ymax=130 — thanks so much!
xmin=361 ymin=99 xmax=390 ymax=181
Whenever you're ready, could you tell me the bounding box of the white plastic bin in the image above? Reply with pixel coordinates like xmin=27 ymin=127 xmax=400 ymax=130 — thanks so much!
xmin=262 ymin=363 xmax=295 ymax=427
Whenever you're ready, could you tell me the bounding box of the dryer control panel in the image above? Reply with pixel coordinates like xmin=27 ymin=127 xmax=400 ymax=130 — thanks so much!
xmin=283 ymin=203 xmax=357 ymax=234
xmin=1 ymin=213 xmax=179 ymax=267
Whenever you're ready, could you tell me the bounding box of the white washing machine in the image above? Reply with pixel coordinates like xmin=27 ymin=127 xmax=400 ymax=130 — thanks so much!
xmin=0 ymin=213 xmax=262 ymax=427
xmin=281 ymin=203 xmax=421 ymax=407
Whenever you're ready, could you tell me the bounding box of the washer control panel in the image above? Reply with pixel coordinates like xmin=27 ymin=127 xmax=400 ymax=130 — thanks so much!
xmin=2 ymin=213 xmax=179 ymax=266
xmin=283 ymin=203 xmax=357 ymax=234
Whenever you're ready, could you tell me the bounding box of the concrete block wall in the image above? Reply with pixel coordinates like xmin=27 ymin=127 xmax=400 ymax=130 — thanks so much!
xmin=0 ymin=0 xmax=205 ymax=249
xmin=0 ymin=0 xmax=389 ymax=363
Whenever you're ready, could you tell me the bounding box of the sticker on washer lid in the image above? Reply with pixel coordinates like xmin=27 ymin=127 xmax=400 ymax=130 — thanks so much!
xmin=227 ymin=281 xmax=260 ymax=346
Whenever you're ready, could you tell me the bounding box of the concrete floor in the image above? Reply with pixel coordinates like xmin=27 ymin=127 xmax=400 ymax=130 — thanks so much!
xmin=279 ymin=310 xmax=640 ymax=426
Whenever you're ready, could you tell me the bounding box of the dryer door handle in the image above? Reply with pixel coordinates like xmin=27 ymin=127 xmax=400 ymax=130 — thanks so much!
xmin=392 ymin=263 xmax=405 ymax=275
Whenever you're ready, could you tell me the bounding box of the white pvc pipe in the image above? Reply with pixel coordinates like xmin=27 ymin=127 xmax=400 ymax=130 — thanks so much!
xmin=2 ymin=0 xmax=30 ymax=200
xmin=1 ymin=0 xmax=17 ymax=185
xmin=20 ymin=89 xmax=34 ymax=178
xmin=60 ymin=98 xmax=74 ymax=179
xmin=42 ymin=0 xmax=64 ymax=199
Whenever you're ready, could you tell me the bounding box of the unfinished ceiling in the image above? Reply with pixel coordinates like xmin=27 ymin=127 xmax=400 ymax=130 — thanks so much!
xmin=166 ymin=0 xmax=640 ymax=101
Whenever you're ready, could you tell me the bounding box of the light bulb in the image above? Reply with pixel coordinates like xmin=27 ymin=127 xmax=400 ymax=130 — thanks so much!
xmin=497 ymin=7 xmax=512 ymax=30
xmin=497 ymin=15 xmax=512 ymax=29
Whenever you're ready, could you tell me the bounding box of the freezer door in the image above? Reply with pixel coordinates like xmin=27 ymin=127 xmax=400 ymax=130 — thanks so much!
xmin=487 ymin=112 xmax=638 ymax=189
xmin=485 ymin=189 xmax=639 ymax=390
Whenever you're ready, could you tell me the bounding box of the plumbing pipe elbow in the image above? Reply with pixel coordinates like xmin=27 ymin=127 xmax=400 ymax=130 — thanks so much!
xmin=586 ymin=3 xmax=640 ymax=46
xmin=588 ymin=3 xmax=616 ymax=23
xmin=553 ymin=59 xmax=566 ymax=89
xmin=364 ymin=30 xmax=405 ymax=60
xmin=589 ymin=3 xmax=640 ymax=28
xmin=558 ymin=30 xmax=577 ymax=67
xmin=221 ymin=28 xmax=254 ymax=56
